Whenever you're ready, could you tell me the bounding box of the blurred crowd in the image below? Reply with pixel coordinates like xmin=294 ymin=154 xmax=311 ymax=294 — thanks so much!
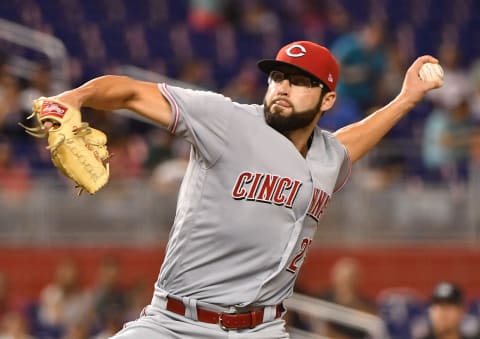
xmin=288 ymin=257 xmax=480 ymax=339
xmin=0 ymin=0 xmax=479 ymax=205
xmin=0 ymin=0 xmax=480 ymax=336
xmin=0 ymin=0 xmax=479 ymax=201
xmin=0 ymin=257 xmax=151 ymax=339
xmin=2 ymin=257 xmax=480 ymax=339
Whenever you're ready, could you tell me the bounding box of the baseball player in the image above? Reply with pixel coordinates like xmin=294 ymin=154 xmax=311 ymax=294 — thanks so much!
xmin=43 ymin=41 xmax=442 ymax=338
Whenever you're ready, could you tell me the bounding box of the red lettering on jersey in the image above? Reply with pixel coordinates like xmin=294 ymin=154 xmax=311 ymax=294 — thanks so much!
xmin=255 ymin=174 xmax=280 ymax=202
xmin=287 ymin=238 xmax=312 ymax=273
xmin=272 ymin=177 xmax=292 ymax=205
xmin=232 ymin=172 xmax=254 ymax=199
xmin=246 ymin=173 xmax=264 ymax=200
xmin=306 ymin=187 xmax=331 ymax=221
xmin=285 ymin=179 xmax=302 ymax=208
xmin=232 ymin=172 xmax=303 ymax=208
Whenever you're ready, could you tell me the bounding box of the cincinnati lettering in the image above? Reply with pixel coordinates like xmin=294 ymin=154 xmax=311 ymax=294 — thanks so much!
xmin=306 ymin=187 xmax=331 ymax=221
xmin=232 ymin=172 xmax=302 ymax=208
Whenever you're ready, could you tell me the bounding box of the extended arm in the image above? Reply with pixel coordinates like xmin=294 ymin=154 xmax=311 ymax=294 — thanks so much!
xmin=53 ymin=75 xmax=172 ymax=128
xmin=334 ymin=56 xmax=443 ymax=163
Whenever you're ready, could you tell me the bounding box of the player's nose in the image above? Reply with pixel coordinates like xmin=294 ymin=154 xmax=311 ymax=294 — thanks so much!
xmin=274 ymin=79 xmax=291 ymax=96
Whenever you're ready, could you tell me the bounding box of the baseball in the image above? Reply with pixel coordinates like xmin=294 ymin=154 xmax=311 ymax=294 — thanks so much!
xmin=418 ymin=62 xmax=444 ymax=82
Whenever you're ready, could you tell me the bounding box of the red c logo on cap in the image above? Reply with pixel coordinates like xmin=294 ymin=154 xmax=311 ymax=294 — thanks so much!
xmin=285 ymin=44 xmax=306 ymax=58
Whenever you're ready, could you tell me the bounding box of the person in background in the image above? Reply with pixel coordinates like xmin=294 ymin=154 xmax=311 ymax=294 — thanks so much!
xmin=35 ymin=258 xmax=91 ymax=338
xmin=426 ymin=43 xmax=470 ymax=113
xmin=88 ymin=256 xmax=126 ymax=337
xmin=422 ymin=100 xmax=475 ymax=187
xmin=469 ymin=59 xmax=480 ymax=122
xmin=0 ymin=138 xmax=31 ymax=202
xmin=415 ymin=282 xmax=480 ymax=339
xmin=330 ymin=21 xmax=387 ymax=112
xmin=317 ymin=257 xmax=377 ymax=338
xmin=0 ymin=311 xmax=34 ymax=339
xmin=19 ymin=61 xmax=54 ymax=113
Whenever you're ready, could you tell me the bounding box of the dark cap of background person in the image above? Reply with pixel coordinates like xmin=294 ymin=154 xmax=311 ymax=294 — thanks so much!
xmin=257 ymin=41 xmax=339 ymax=92
xmin=431 ymin=282 xmax=464 ymax=305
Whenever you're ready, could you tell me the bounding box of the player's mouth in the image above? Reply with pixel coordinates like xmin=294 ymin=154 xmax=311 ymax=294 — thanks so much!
xmin=272 ymin=98 xmax=293 ymax=109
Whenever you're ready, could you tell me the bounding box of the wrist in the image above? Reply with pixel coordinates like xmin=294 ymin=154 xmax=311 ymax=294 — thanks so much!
xmin=74 ymin=85 xmax=94 ymax=107
xmin=58 ymin=86 xmax=91 ymax=108
xmin=393 ymin=93 xmax=417 ymax=112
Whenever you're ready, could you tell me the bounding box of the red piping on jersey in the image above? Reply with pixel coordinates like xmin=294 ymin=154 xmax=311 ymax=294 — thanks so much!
xmin=333 ymin=147 xmax=352 ymax=194
xmin=161 ymin=83 xmax=180 ymax=134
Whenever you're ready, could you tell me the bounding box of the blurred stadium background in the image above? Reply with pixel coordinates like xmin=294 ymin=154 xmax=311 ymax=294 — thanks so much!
xmin=0 ymin=0 xmax=480 ymax=338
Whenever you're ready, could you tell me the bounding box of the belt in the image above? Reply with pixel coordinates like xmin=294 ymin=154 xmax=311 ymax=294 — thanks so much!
xmin=165 ymin=296 xmax=283 ymax=330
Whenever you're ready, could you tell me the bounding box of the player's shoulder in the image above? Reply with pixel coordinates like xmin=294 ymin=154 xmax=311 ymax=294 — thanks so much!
xmin=314 ymin=127 xmax=347 ymax=149
xmin=233 ymin=103 xmax=263 ymax=117
xmin=162 ymin=84 xmax=261 ymax=114
xmin=162 ymin=84 xmax=231 ymax=101
xmin=218 ymin=96 xmax=263 ymax=118
xmin=315 ymin=126 xmax=336 ymax=140
xmin=215 ymin=95 xmax=263 ymax=118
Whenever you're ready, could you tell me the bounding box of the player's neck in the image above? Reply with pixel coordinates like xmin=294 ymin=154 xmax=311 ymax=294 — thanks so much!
xmin=284 ymin=128 xmax=314 ymax=158
xmin=284 ymin=115 xmax=319 ymax=157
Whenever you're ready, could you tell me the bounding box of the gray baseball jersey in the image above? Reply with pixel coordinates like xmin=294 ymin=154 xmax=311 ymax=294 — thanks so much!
xmin=155 ymin=83 xmax=351 ymax=308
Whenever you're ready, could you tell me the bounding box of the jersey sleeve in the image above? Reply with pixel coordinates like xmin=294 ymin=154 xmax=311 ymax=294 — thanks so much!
xmin=333 ymin=140 xmax=352 ymax=193
xmin=158 ymin=83 xmax=234 ymax=166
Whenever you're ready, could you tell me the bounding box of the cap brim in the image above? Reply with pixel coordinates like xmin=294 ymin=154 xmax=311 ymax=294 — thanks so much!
xmin=257 ymin=59 xmax=329 ymax=90
xmin=431 ymin=298 xmax=462 ymax=305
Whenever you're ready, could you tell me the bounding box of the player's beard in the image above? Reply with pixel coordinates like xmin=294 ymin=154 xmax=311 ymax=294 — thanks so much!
xmin=263 ymin=97 xmax=322 ymax=134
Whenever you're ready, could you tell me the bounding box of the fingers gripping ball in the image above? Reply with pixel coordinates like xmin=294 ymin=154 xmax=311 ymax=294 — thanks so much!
xmin=20 ymin=97 xmax=110 ymax=195
xmin=419 ymin=62 xmax=444 ymax=83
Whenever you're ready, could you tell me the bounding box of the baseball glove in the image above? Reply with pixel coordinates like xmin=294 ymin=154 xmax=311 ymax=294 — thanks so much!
xmin=20 ymin=97 xmax=110 ymax=195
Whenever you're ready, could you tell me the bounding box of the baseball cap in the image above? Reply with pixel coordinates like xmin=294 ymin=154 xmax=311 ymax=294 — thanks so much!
xmin=430 ymin=282 xmax=464 ymax=305
xmin=257 ymin=41 xmax=339 ymax=91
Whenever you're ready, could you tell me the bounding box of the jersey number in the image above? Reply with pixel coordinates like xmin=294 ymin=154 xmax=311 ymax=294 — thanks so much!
xmin=287 ymin=238 xmax=312 ymax=273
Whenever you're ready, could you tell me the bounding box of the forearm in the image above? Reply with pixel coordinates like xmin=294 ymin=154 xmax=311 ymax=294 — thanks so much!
xmin=69 ymin=75 xmax=138 ymax=111
xmin=334 ymin=55 xmax=443 ymax=163
xmin=334 ymin=95 xmax=415 ymax=163
xmin=56 ymin=75 xmax=172 ymax=127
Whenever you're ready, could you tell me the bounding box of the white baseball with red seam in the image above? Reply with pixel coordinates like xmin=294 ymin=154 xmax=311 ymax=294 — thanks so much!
xmin=419 ymin=62 xmax=444 ymax=82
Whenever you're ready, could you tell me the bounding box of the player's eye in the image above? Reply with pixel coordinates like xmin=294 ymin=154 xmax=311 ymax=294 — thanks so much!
xmin=269 ymin=71 xmax=286 ymax=84
xmin=289 ymin=75 xmax=312 ymax=87
xmin=268 ymin=71 xmax=321 ymax=89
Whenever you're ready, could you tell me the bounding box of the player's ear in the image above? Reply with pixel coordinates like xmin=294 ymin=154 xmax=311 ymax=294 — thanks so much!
xmin=320 ymin=91 xmax=336 ymax=112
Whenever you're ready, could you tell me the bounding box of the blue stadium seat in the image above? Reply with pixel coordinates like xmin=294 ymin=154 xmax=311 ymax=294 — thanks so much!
xmin=377 ymin=288 xmax=426 ymax=339
xmin=0 ymin=0 xmax=478 ymax=90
